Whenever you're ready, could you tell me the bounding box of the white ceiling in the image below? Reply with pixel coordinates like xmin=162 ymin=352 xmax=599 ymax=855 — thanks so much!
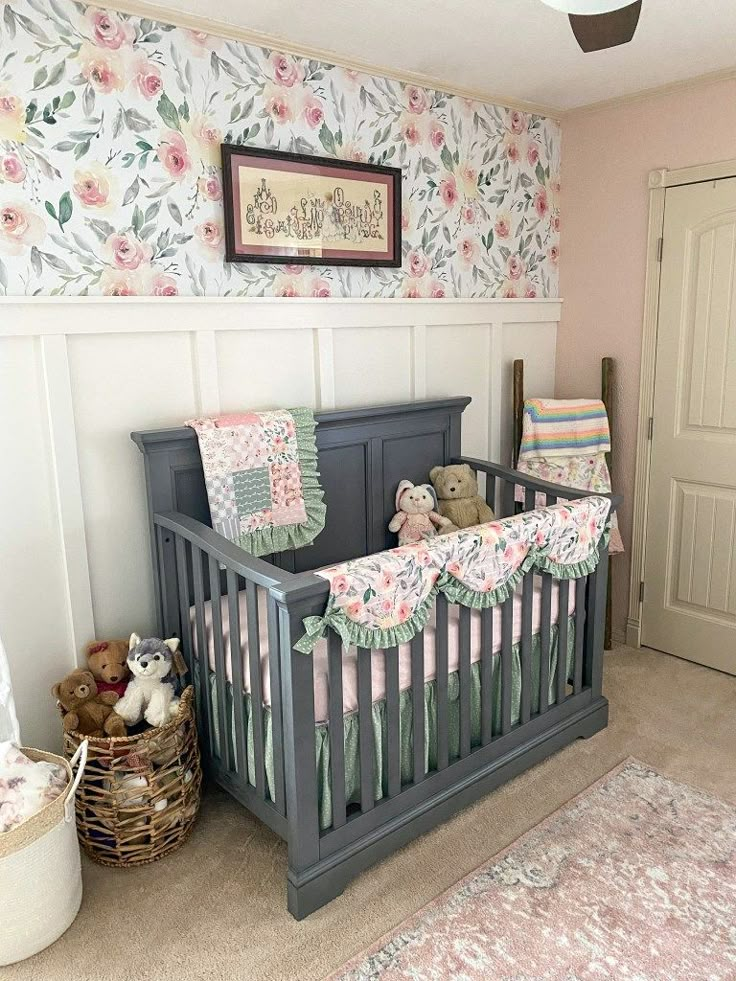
xmin=141 ymin=0 xmax=736 ymax=112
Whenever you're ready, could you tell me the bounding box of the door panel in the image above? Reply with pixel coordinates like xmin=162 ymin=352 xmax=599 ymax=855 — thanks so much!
xmin=642 ymin=178 xmax=736 ymax=674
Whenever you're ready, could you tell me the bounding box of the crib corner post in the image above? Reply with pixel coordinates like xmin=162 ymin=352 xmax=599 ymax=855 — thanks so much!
xmin=585 ymin=542 xmax=610 ymax=700
xmin=273 ymin=581 xmax=326 ymax=919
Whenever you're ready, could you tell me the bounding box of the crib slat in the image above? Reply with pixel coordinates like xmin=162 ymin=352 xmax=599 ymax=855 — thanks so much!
xmin=246 ymin=581 xmax=265 ymax=798
xmin=485 ymin=474 xmax=496 ymax=514
xmin=174 ymin=536 xmax=191 ymax=671
xmin=557 ymin=579 xmax=570 ymax=704
xmin=501 ymin=596 xmax=513 ymax=734
xmin=520 ymin=571 xmax=533 ymax=725
xmin=574 ymin=577 xmax=587 ymax=694
xmin=435 ymin=595 xmax=449 ymax=771
xmin=357 ymin=647 xmax=374 ymax=813
xmin=501 ymin=479 xmax=516 ymax=519
xmin=385 ymin=647 xmax=401 ymax=797
xmin=266 ymin=596 xmax=285 ymax=815
xmin=480 ymin=607 xmax=493 ymax=745
xmin=327 ymin=632 xmax=346 ymax=829
xmin=524 ymin=486 xmax=535 ymax=513
xmin=539 ymin=573 xmax=552 ymax=713
xmin=208 ymin=557 xmax=231 ymax=771
xmin=226 ymin=571 xmax=247 ymax=784
xmin=191 ymin=546 xmax=212 ymax=749
xmin=545 ymin=493 xmax=558 ymax=507
xmin=411 ymin=633 xmax=425 ymax=785
xmin=459 ymin=605 xmax=471 ymax=758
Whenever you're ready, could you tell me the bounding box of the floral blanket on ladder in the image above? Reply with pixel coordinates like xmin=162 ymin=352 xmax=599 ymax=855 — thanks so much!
xmin=296 ymin=496 xmax=611 ymax=653
xmin=186 ymin=408 xmax=326 ymax=557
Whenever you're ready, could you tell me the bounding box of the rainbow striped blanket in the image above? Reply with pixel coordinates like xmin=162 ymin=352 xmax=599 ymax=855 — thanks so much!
xmin=519 ymin=398 xmax=611 ymax=459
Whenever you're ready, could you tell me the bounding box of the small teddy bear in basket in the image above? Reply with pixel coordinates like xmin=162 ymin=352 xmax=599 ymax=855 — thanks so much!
xmin=388 ymin=479 xmax=457 ymax=546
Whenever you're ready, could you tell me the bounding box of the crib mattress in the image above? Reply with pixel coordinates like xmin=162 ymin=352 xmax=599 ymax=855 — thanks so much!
xmin=191 ymin=580 xmax=576 ymax=725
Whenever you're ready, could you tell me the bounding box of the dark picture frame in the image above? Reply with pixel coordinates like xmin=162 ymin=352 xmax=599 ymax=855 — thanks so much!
xmin=221 ymin=144 xmax=402 ymax=267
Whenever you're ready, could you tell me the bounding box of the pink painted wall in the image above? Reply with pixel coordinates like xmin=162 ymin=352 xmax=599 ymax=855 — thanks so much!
xmin=557 ymin=76 xmax=736 ymax=640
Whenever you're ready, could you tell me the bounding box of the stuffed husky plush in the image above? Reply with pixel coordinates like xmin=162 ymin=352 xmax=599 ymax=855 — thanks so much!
xmin=113 ymin=634 xmax=181 ymax=729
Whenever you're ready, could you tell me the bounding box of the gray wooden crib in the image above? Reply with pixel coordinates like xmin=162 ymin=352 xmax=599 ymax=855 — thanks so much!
xmin=131 ymin=397 xmax=620 ymax=919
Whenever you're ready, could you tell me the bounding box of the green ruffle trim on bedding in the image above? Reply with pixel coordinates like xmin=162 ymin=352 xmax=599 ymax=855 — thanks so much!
xmin=235 ymin=407 xmax=326 ymax=558
xmin=295 ymin=525 xmax=610 ymax=654
xmin=201 ymin=617 xmax=575 ymax=831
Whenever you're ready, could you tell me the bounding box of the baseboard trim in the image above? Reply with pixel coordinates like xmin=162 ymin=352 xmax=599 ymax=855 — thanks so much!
xmin=626 ymin=618 xmax=641 ymax=649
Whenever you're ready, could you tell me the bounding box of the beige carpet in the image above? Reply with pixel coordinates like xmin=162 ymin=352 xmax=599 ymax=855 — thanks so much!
xmin=9 ymin=646 xmax=736 ymax=981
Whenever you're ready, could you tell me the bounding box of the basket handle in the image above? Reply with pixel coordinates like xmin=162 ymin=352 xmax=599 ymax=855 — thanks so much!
xmin=64 ymin=739 xmax=88 ymax=823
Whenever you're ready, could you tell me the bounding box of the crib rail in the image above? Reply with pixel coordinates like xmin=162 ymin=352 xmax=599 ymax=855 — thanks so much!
xmin=152 ymin=510 xmax=289 ymax=835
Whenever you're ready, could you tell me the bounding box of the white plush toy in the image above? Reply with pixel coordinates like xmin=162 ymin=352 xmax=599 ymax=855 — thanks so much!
xmin=388 ymin=479 xmax=457 ymax=546
xmin=113 ymin=634 xmax=181 ymax=729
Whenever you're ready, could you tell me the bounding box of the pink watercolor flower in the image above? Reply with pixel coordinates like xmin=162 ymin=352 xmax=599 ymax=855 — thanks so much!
xmin=191 ymin=113 xmax=222 ymax=165
xmin=311 ymin=277 xmax=331 ymax=297
xmin=551 ymin=213 xmax=561 ymax=233
xmin=380 ymin=571 xmax=395 ymax=590
xmin=458 ymin=237 xmax=478 ymax=266
xmin=397 ymin=602 xmax=412 ymax=622
xmin=430 ymin=280 xmax=446 ymax=298
xmin=332 ymin=575 xmax=349 ymax=595
xmin=401 ymin=119 xmax=421 ymax=146
xmin=446 ymin=561 xmax=461 ymax=577
xmin=462 ymin=202 xmax=476 ymax=225
xmin=150 ymin=273 xmax=178 ymax=296
xmin=501 ymin=282 xmax=518 ymax=298
xmin=534 ymin=187 xmax=549 ymax=219
xmin=407 ymin=248 xmax=430 ymax=278
xmin=132 ymin=54 xmax=162 ymax=100
xmin=0 ymin=90 xmax=25 ymax=142
xmin=197 ymin=174 xmax=222 ymax=201
xmin=494 ymin=213 xmax=511 ymax=239
xmin=100 ymin=268 xmax=138 ymax=296
xmin=406 ymin=85 xmax=429 ymax=114
xmin=303 ymin=97 xmax=324 ymax=130
xmin=0 ymin=201 xmax=45 ymax=255
xmin=381 ymin=599 xmax=393 ymax=614
xmin=269 ymin=52 xmax=304 ymax=88
xmin=73 ymin=164 xmax=110 ymax=208
xmin=185 ymin=30 xmax=218 ymax=55
xmin=274 ymin=275 xmax=301 ymax=297
xmin=86 ymin=8 xmax=133 ymax=49
xmin=547 ymin=244 xmax=559 ymax=264
xmin=458 ymin=165 xmax=478 ymax=198
xmin=527 ymin=142 xmax=540 ymax=167
xmin=504 ymin=136 xmax=520 ymax=163
xmin=347 ymin=600 xmax=363 ymax=618
xmin=509 ymin=110 xmax=527 ymax=135
xmin=0 ymin=153 xmax=25 ymax=183
xmin=157 ymin=130 xmax=191 ymax=181
xmin=105 ymin=231 xmax=152 ymax=271
xmin=195 ymin=219 xmax=224 ymax=256
xmin=404 ymin=283 xmax=422 ymax=299
xmin=508 ymin=254 xmax=525 ymax=280
xmin=283 ymin=264 xmax=304 ymax=275
xmin=439 ymin=174 xmax=458 ymax=209
xmin=336 ymin=140 xmax=366 ymax=163
xmin=401 ymin=210 xmax=410 ymax=233
xmin=265 ymin=88 xmax=294 ymax=125
xmin=525 ymin=284 xmax=537 ymax=298
xmin=429 ymin=123 xmax=445 ymax=150
xmin=79 ymin=43 xmax=124 ymax=93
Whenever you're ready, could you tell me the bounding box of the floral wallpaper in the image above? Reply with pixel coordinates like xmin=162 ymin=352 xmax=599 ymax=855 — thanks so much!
xmin=0 ymin=0 xmax=561 ymax=298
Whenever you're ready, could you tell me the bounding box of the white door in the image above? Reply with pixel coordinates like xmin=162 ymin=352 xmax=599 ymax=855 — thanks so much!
xmin=642 ymin=178 xmax=736 ymax=674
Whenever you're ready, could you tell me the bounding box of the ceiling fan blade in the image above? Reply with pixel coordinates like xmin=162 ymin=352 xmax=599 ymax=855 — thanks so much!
xmin=569 ymin=0 xmax=642 ymax=51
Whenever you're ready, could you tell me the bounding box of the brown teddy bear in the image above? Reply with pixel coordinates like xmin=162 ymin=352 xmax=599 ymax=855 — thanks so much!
xmin=85 ymin=639 xmax=130 ymax=699
xmin=429 ymin=464 xmax=495 ymax=530
xmin=52 ymin=668 xmax=127 ymax=737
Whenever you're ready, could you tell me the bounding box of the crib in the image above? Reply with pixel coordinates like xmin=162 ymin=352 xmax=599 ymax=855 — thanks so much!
xmin=132 ymin=397 xmax=620 ymax=919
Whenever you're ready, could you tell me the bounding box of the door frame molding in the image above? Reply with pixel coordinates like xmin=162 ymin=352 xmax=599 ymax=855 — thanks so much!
xmin=627 ymin=157 xmax=736 ymax=648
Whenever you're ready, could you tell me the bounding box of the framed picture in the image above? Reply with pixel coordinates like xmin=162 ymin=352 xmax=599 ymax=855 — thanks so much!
xmin=221 ymin=144 xmax=402 ymax=267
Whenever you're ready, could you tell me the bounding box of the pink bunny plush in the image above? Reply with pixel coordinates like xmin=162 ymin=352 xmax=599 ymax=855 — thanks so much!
xmin=388 ymin=480 xmax=457 ymax=546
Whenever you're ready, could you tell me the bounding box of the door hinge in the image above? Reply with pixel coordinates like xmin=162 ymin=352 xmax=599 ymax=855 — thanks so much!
xmin=639 ymin=581 xmax=645 ymax=603
xmin=647 ymin=416 xmax=654 ymax=440
xmin=656 ymin=237 xmax=663 ymax=262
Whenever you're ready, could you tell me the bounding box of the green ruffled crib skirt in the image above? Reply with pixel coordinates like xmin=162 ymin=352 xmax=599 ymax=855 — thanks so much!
xmin=198 ymin=617 xmax=575 ymax=831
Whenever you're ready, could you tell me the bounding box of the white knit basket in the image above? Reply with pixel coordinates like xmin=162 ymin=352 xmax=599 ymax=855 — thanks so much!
xmin=0 ymin=741 xmax=87 ymax=966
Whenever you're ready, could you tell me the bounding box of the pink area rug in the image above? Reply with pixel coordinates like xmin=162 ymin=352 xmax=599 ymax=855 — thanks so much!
xmin=329 ymin=760 xmax=736 ymax=980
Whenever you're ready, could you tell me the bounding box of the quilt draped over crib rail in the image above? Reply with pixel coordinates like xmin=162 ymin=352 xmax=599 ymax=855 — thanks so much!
xmin=295 ymin=496 xmax=611 ymax=654
xmin=186 ymin=407 xmax=326 ymax=557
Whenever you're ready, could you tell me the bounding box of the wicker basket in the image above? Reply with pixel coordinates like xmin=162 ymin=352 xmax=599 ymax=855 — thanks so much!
xmin=62 ymin=686 xmax=201 ymax=867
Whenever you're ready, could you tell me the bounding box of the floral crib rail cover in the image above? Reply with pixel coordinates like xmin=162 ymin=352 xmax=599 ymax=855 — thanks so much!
xmin=296 ymin=496 xmax=612 ymax=653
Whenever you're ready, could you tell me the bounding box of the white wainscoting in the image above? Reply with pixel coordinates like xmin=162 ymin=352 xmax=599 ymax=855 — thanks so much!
xmin=0 ymin=296 xmax=560 ymax=748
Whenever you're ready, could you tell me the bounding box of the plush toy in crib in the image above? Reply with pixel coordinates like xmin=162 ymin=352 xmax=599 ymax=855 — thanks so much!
xmin=430 ymin=463 xmax=495 ymax=529
xmin=52 ymin=668 xmax=127 ymax=737
xmin=388 ymin=480 xmax=456 ymax=546
xmin=113 ymin=634 xmax=181 ymax=729
xmin=85 ymin=639 xmax=130 ymax=699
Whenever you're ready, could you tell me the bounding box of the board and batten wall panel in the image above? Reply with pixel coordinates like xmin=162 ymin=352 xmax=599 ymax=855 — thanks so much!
xmin=0 ymin=297 xmax=560 ymax=749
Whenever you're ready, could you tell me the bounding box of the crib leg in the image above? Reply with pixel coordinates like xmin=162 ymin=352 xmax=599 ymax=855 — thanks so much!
xmin=287 ymin=866 xmax=347 ymax=921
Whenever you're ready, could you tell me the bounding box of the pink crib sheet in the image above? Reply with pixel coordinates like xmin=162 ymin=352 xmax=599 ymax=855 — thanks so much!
xmin=192 ymin=581 xmax=576 ymax=725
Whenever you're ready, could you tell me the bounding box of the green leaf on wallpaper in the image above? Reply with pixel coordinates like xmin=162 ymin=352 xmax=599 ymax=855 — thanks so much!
xmin=248 ymin=122 xmax=260 ymax=142
xmin=535 ymin=161 xmax=546 ymax=185
xmin=122 ymin=177 xmax=140 ymax=206
xmin=124 ymin=108 xmax=152 ymax=133
xmin=0 ymin=257 xmax=8 ymax=291
xmin=440 ymin=144 xmax=454 ymax=173
xmin=58 ymin=192 xmax=72 ymax=226
xmin=179 ymin=101 xmax=190 ymax=123
xmin=132 ymin=205 xmax=144 ymax=234
xmin=3 ymin=5 xmax=16 ymax=40
xmin=136 ymin=140 xmax=153 ymax=152
xmin=167 ymin=201 xmax=183 ymax=226
xmin=82 ymin=84 xmax=95 ymax=118
xmin=30 ymin=247 xmax=42 ymax=277
xmin=318 ymin=123 xmax=336 ymax=155
xmin=157 ymin=92 xmax=181 ymax=131
xmin=32 ymin=67 xmax=47 ymax=90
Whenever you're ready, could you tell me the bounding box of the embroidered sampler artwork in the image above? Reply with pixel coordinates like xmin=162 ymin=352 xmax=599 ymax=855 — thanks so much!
xmin=186 ymin=408 xmax=325 ymax=556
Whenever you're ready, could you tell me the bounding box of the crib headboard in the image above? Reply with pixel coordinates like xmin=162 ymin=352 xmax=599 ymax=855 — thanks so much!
xmin=131 ymin=396 xmax=471 ymax=571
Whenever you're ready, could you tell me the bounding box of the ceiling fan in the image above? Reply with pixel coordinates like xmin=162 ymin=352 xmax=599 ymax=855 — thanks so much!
xmin=540 ymin=0 xmax=642 ymax=52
